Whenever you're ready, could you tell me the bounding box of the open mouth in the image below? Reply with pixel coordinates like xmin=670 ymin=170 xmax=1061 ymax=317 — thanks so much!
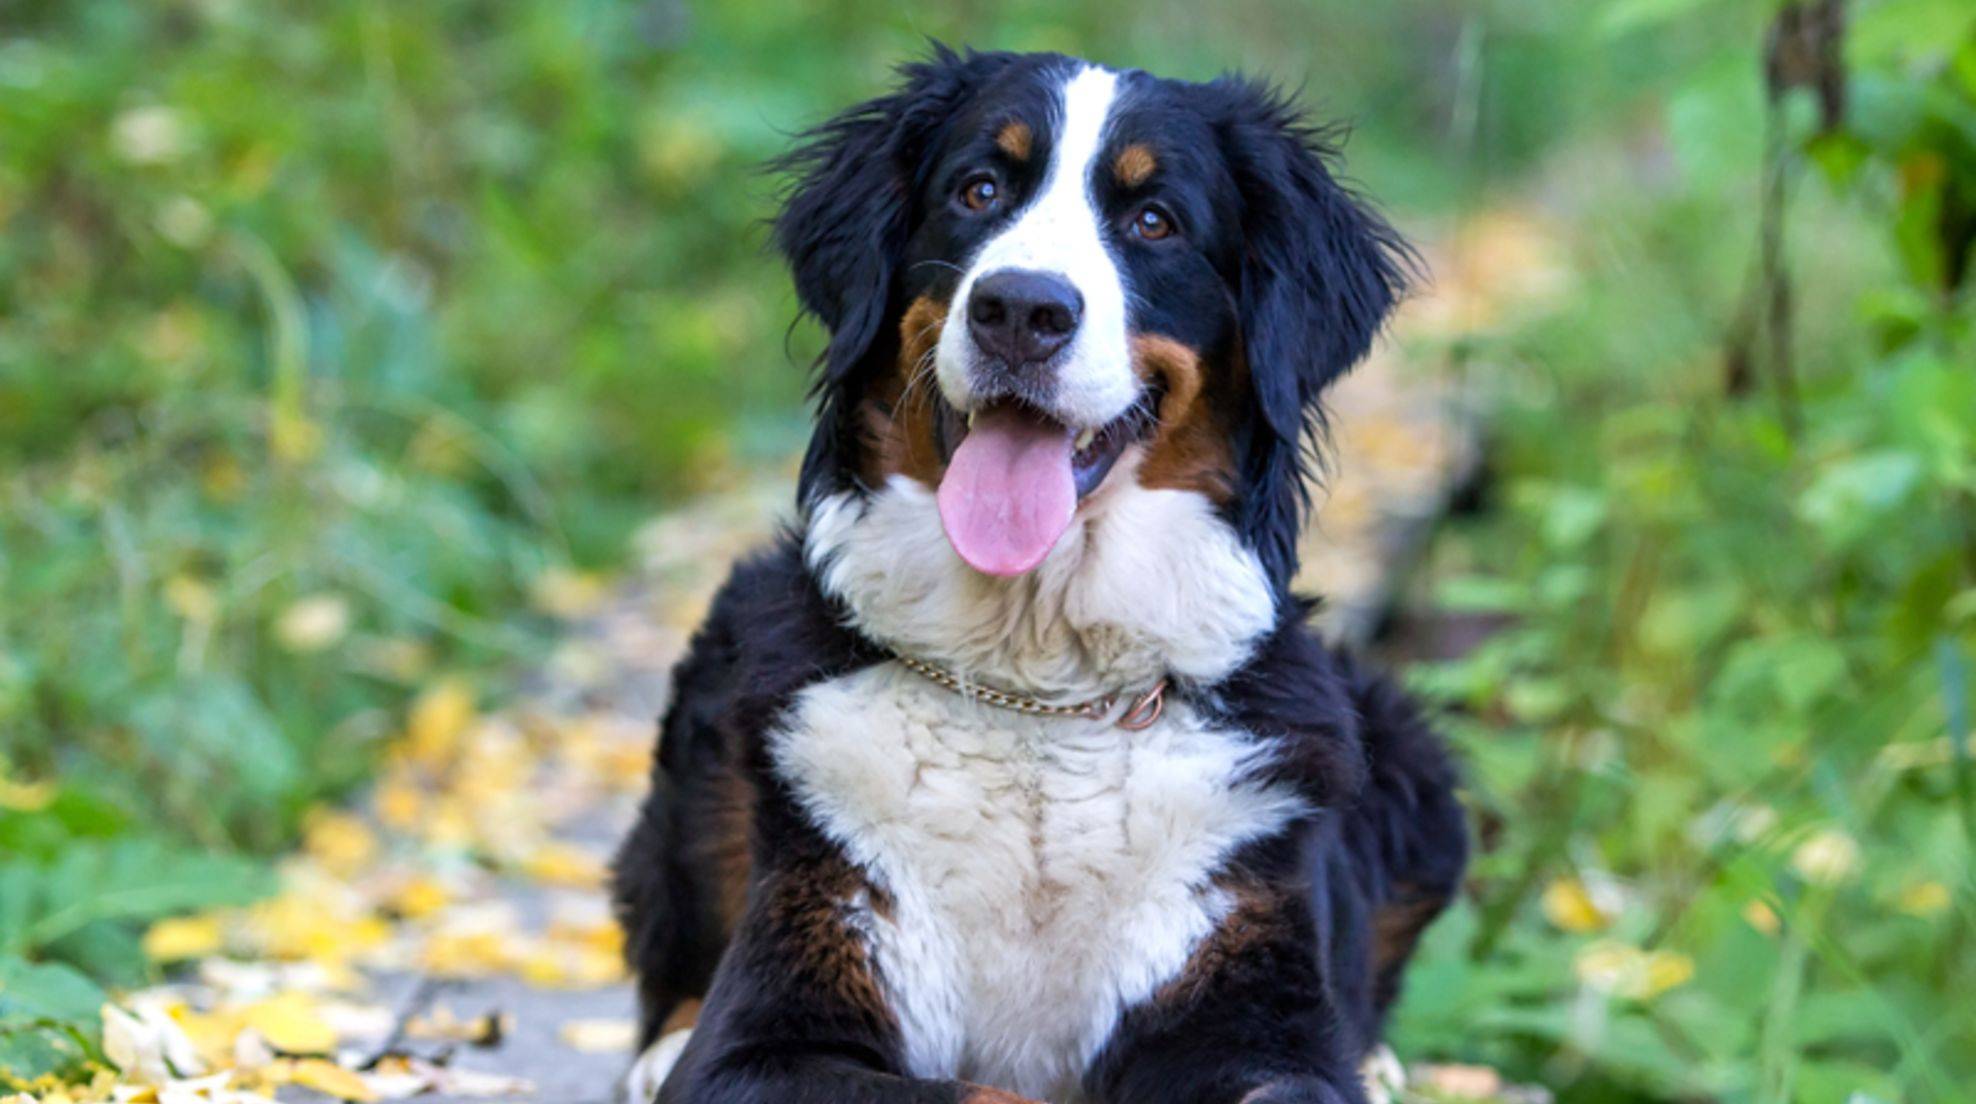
xmin=931 ymin=396 xmax=1154 ymax=577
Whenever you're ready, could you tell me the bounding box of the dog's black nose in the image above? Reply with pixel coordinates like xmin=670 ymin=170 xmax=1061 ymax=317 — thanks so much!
xmin=967 ymin=268 xmax=1082 ymax=368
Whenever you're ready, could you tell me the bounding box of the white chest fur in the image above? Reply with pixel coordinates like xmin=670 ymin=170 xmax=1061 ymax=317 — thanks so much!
xmin=806 ymin=468 xmax=1279 ymax=703
xmin=771 ymin=665 xmax=1307 ymax=1101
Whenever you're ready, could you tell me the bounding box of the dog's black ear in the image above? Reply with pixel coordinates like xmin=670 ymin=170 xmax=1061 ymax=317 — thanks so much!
xmin=772 ymin=45 xmax=1012 ymax=386
xmin=1219 ymin=79 xmax=1415 ymax=439
xmin=1214 ymin=79 xmax=1417 ymax=586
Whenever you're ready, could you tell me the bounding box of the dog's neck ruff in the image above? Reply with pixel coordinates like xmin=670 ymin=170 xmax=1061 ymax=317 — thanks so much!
xmin=803 ymin=463 xmax=1279 ymax=703
xmin=891 ymin=651 xmax=1169 ymax=730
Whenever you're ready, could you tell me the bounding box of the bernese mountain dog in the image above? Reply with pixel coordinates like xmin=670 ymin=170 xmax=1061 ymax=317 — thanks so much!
xmin=612 ymin=46 xmax=1469 ymax=1104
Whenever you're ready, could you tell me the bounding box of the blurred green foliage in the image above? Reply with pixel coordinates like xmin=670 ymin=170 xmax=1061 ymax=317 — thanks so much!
xmin=0 ymin=0 xmax=1971 ymax=1098
xmin=1397 ymin=2 xmax=1976 ymax=1100
xmin=0 ymin=791 xmax=268 ymax=1078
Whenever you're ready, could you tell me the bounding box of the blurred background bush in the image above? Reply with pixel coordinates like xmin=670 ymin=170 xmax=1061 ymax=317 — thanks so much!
xmin=1 ymin=0 xmax=1971 ymax=1100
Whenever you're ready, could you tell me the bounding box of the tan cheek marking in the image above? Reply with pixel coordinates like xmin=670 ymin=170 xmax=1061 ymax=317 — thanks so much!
xmin=996 ymin=121 xmax=1033 ymax=161
xmin=857 ymin=296 xmax=949 ymax=490
xmin=1132 ymin=334 xmax=1237 ymax=503
xmin=658 ymin=998 xmax=702 ymax=1036
xmin=1114 ymin=144 xmax=1157 ymax=187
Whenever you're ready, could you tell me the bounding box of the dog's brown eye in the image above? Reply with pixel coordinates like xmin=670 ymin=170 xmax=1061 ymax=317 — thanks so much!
xmin=960 ymin=175 xmax=1000 ymax=212
xmin=1133 ymin=205 xmax=1175 ymax=241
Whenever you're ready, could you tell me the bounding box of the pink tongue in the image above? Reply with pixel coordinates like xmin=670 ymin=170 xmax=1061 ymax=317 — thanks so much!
xmin=937 ymin=405 xmax=1077 ymax=576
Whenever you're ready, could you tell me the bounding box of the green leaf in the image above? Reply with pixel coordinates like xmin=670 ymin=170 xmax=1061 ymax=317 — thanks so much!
xmin=1435 ymin=574 xmax=1528 ymax=613
xmin=0 ymin=786 xmax=131 ymax=862
xmin=1540 ymin=486 xmax=1609 ymax=549
xmin=0 ymin=957 xmax=106 ymax=1084
xmin=1667 ymin=58 xmax=1765 ymax=190
xmin=1805 ymin=131 xmax=1871 ymax=188
xmin=1797 ymin=451 xmax=1925 ymax=545
xmin=1849 ymin=0 xmax=1976 ymax=68
xmin=0 ymin=957 xmax=102 ymax=1029
xmin=0 ymin=840 xmax=270 ymax=961
xmin=40 ymin=922 xmax=149 ymax=991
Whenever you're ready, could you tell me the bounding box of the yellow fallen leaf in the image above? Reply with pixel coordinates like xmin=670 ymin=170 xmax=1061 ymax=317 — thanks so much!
xmin=243 ymin=992 xmax=337 ymax=1055
xmin=1638 ymin=949 xmax=1694 ymax=998
xmin=387 ymin=874 xmax=452 ymax=920
xmin=406 ymin=1008 xmax=510 ymax=1046
xmin=301 ymin=809 xmax=377 ymax=878
xmin=1540 ymin=877 xmax=1609 ymax=934
xmin=150 ymin=1072 xmax=238 ymax=1102
xmin=1743 ymin=899 xmax=1781 ymax=936
xmin=419 ymin=931 xmax=513 ymax=979
xmin=548 ymin=917 xmax=625 ymax=956
xmin=520 ymin=843 xmax=607 ymax=888
xmin=163 ymin=574 xmax=218 ymax=625
xmin=373 ymin=775 xmax=423 ymax=831
xmin=405 ymin=679 xmax=475 ymax=769
xmin=142 ymin=916 xmax=224 ymax=963
xmin=1896 ymin=880 xmax=1951 ymax=918
xmin=0 ymin=774 xmax=56 ymax=812
xmin=558 ymin=1018 xmax=637 ymax=1054
xmin=1573 ymin=941 xmax=1693 ymax=1001
xmin=415 ymin=795 xmax=476 ymax=849
xmin=167 ymin=1004 xmax=247 ymax=1070
xmin=286 ymin=1059 xmax=377 ymax=1102
xmin=517 ymin=942 xmax=626 ymax=989
xmin=531 ymin=568 xmax=608 ymax=619
xmin=248 ymin=894 xmax=390 ymax=969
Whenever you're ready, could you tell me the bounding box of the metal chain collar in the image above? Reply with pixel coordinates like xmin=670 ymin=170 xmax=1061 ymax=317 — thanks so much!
xmin=891 ymin=653 xmax=1168 ymax=731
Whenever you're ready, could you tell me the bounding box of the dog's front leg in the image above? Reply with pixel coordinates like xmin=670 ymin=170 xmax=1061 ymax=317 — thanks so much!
xmin=1081 ymin=878 xmax=1371 ymax=1104
xmin=645 ymin=835 xmax=1039 ymax=1104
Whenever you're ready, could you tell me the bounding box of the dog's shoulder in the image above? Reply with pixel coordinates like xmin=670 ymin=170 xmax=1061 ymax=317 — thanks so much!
xmin=660 ymin=530 xmax=884 ymax=775
xmin=1204 ymin=602 xmax=1375 ymax=808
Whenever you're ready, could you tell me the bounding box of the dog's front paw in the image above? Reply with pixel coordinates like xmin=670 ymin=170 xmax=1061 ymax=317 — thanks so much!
xmin=1357 ymin=1045 xmax=1405 ymax=1104
xmin=1237 ymin=1073 xmax=1369 ymax=1104
xmin=621 ymin=1028 xmax=693 ymax=1104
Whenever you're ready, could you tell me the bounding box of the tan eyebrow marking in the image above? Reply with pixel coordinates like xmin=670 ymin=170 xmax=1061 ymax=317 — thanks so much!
xmin=1115 ymin=143 xmax=1157 ymax=187
xmin=995 ymin=120 xmax=1033 ymax=161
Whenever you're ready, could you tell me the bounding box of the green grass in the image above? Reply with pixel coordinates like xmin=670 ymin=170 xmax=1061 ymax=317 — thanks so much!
xmin=1386 ymin=6 xmax=1976 ymax=1099
xmin=2 ymin=0 xmax=1973 ymax=1097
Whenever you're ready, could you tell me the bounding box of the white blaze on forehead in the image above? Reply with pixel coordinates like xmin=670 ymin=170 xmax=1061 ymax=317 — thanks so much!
xmin=1045 ymin=65 xmax=1120 ymax=207
xmin=936 ymin=65 xmax=1138 ymax=429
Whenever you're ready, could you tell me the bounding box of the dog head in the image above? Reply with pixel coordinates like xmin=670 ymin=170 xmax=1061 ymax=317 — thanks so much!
xmin=775 ymin=46 xmax=1413 ymax=591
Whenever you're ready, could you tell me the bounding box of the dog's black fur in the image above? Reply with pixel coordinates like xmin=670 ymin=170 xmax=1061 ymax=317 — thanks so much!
xmin=614 ymin=47 xmax=1467 ymax=1104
